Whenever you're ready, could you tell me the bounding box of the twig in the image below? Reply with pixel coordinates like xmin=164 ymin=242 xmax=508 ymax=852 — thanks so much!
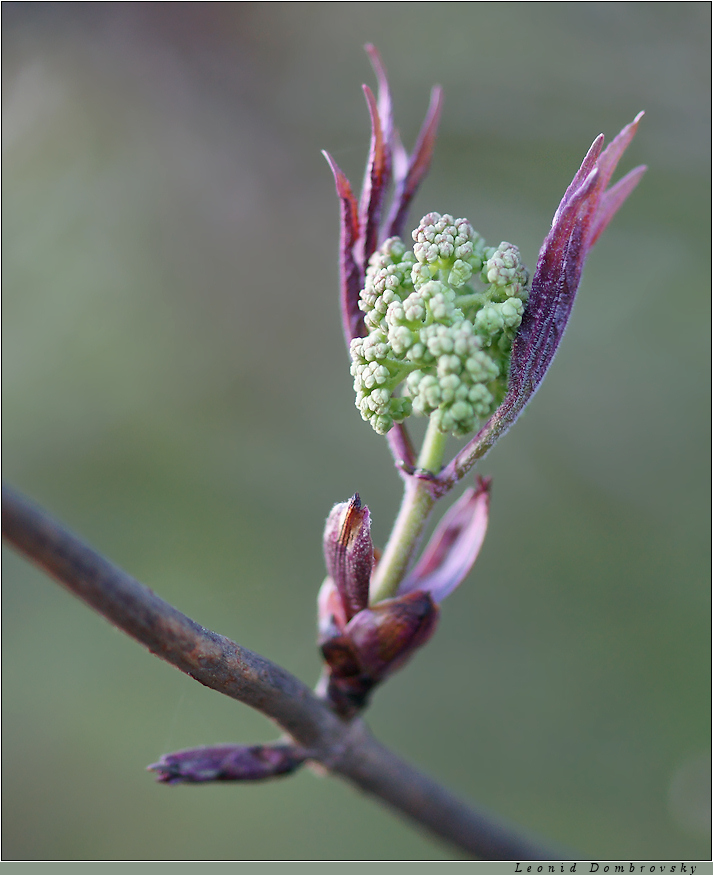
xmin=2 ymin=483 xmax=566 ymax=861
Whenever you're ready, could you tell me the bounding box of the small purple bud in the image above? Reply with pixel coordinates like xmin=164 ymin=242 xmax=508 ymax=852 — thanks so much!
xmin=399 ymin=477 xmax=491 ymax=603
xmin=319 ymin=591 xmax=439 ymax=718
xmin=318 ymin=578 xmax=439 ymax=717
xmin=344 ymin=590 xmax=439 ymax=681
xmin=323 ymin=494 xmax=374 ymax=621
xmin=147 ymin=743 xmax=304 ymax=785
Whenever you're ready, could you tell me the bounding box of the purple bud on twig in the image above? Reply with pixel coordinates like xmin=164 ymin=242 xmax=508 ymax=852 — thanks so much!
xmin=319 ymin=589 xmax=439 ymax=718
xmin=319 ymin=492 xmax=442 ymax=717
xmin=147 ymin=743 xmax=305 ymax=785
xmin=323 ymin=494 xmax=374 ymax=622
xmin=344 ymin=589 xmax=439 ymax=681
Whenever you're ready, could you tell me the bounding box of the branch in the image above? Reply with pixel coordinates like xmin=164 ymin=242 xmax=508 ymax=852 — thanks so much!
xmin=2 ymin=483 xmax=566 ymax=861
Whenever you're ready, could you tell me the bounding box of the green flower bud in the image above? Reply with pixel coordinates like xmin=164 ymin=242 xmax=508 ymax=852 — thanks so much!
xmin=350 ymin=215 xmax=530 ymax=439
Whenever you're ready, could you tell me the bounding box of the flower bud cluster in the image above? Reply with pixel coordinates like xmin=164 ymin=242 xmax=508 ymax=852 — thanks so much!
xmin=350 ymin=213 xmax=529 ymax=437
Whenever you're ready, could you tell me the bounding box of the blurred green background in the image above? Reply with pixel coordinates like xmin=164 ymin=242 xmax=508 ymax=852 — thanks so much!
xmin=2 ymin=2 xmax=710 ymax=861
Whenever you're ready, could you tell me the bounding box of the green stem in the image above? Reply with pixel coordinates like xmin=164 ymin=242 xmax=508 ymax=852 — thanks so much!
xmin=418 ymin=416 xmax=449 ymax=473
xmin=369 ymin=418 xmax=448 ymax=603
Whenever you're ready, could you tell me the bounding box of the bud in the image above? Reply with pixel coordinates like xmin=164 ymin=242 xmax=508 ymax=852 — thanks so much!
xmin=147 ymin=743 xmax=304 ymax=785
xmin=323 ymin=494 xmax=373 ymax=621
xmin=345 ymin=590 xmax=439 ymax=680
xmin=319 ymin=588 xmax=439 ymax=718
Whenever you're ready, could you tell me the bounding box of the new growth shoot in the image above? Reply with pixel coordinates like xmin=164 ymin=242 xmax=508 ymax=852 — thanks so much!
xmin=319 ymin=45 xmax=645 ymax=711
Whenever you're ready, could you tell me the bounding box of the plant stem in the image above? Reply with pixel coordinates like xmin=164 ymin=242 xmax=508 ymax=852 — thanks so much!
xmin=418 ymin=415 xmax=450 ymax=474
xmin=369 ymin=418 xmax=448 ymax=603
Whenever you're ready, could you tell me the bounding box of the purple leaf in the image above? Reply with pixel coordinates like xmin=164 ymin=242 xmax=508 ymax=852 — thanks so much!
xmin=357 ymin=84 xmax=392 ymax=277
xmin=365 ymin=43 xmax=394 ymax=146
xmin=437 ymin=114 xmax=646 ymax=491
xmin=588 ymin=164 xmax=647 ymax=248
xmin=322 ymin=150 xmax=364 ymax=342
xmin=399 ymin=477 xmax=491 ymax=602
xmin=324 ymin=45 xmax=444 ymax=349
xmin=386 ymin=85 xmax=444 ymax=240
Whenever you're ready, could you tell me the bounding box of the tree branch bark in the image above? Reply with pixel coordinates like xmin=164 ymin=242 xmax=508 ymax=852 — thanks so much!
xmin=2 ymin=483 xmax=566 ymax=861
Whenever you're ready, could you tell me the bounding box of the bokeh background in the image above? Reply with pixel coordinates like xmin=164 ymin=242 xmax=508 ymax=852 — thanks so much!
xmin=2 ymin=2 xmax=710 ymax=861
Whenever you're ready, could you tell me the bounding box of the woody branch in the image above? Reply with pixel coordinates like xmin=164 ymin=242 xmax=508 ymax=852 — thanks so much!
xmin=2 ymin=483 xmax=562 ymax=861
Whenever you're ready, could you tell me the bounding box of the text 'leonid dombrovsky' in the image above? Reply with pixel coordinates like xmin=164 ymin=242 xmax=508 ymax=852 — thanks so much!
xmin=515 ymin=865 xmax=698 ymax=874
